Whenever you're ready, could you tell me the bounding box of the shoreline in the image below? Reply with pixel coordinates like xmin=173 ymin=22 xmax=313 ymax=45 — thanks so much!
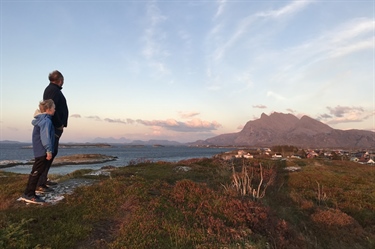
xmin=0 ymin=154 xmax=117 ymax=169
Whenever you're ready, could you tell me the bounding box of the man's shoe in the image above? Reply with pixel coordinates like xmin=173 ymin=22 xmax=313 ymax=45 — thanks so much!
xmin=46 ymin=180 xmax=58 ymax=186
xmin=36 ymin=185 xmax=54 ymax=194
xmin=20 ymin=194 xmax=45 ymax=204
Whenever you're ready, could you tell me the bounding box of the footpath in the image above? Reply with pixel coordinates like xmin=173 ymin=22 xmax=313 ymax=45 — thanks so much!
xmin=17 ymin=168 xmax=114 ymax=205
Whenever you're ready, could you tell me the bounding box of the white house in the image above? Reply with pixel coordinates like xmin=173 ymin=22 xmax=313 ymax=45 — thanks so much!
xmin=243 ymin=153 xmax=253 ymax=159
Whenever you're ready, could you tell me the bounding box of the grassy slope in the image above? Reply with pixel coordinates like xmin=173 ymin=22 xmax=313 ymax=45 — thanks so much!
xmin=0 ymin=158 xmax=374 ymax=249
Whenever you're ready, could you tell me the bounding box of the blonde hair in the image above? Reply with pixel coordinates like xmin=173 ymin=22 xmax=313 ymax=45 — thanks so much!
xmin=39 ymin=99 xmax=55 ymax=113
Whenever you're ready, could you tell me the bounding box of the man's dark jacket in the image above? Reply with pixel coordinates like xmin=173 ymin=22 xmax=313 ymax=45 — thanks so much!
xmin=43 ymin=83 xmax=69 ymax=128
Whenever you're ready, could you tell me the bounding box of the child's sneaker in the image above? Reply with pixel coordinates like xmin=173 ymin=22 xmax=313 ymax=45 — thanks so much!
xmin=36 ymin=185 xmax=54 ymax=194
xmin=20 ymin=194 xmax=45 ymax=204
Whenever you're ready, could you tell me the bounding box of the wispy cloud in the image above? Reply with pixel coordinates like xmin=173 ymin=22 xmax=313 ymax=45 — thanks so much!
xmin=211 ymin=15 xmax=255 ymax=62
xmin=104 ymin=118 xmax=128 ymax=124
xmin=322 ymin=18 xmax=374 ymax=61
xmin=179 ymin=111 xmax=200 ymax=119
xmin=328 ymin=21 xmax=370 ymax=51
xmin=83 ymin=114 xmax=220 ymax=133
xmin=279 ymin=18 xmax=374 ymax=75
xmin=141 ymin=1 xmax=170 ymax=75
xmin=211 ymin=0 xmax=312 ymax=63
xmin=327 ymin=105 xmax=364 ymax=118
xmin=214 ymin=0 xmax=227 ymax=19
xmin=207 ymin=1 xmax=371 ymax=102
xmin=256 ymin=0 xmax=313 ymax=18
xmin=329 ymin=39 xmax=372 ymax=59
xmin=86 ymin=116 xmax=102 ymax=121
xmin=319 ymin=113 xmax=332 ymax=119
xmin=70 ymin=114 xmax=81 ymax=118
xmin=317 ymin=105 xmax=371 ymax=124
xmin=126 ymin=118 xmax=136 ymax=124
xmin=136 ymin=118 xmax=221 ymax=132
xmin=253 ymin=104 xmax=267 ymax=109
xmin=330 ymin=18 xmax=374 ymax=44
xmin=204 ymin=0 xmax=314 ymax=94
xmin=100 ymin=118 xmax=135 ymax=125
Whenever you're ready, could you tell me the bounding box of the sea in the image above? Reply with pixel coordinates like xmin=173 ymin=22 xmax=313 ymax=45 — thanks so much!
xmin=0 ymin=142 xmax=231 ymax=175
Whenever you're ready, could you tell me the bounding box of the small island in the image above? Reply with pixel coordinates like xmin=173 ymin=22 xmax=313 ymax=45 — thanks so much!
xmin=51 ymin=154 xmax=117 ymax=166
xmin=0 ymin=154 xmax=117 ymax=168
xmin=21 ymin=143 xmax=112 ymax=149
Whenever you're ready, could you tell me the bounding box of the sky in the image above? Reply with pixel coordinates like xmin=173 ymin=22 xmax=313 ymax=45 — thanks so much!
xmin=0 ymin=0 xmax=374 ymax=143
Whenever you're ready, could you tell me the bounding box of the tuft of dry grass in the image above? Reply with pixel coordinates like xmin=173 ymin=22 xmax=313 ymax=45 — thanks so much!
xmin=229 ymin=160 xmax=276 ymax=199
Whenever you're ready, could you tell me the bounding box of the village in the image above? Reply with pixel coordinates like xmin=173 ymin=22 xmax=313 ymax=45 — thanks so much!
xmin=217 ymin=146 xmax=375 ymax=165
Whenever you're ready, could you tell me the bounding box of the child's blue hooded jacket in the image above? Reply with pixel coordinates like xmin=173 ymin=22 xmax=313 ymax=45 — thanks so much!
xmin=31 ymin=110 xmax=55 ymax=158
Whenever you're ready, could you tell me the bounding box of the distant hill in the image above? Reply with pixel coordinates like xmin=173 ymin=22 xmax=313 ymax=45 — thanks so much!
xmin=91 ymin=137 xmax=133 ymax=144
xmin=190 ymin=112 xmax=375 ymax=149
xmin=0 ymin=140 xmax=28 ymax=144
xmin=128 ymin=139 xmax=183 ymax=146
xmin=92 ymin=137 xmax=183 ymax=146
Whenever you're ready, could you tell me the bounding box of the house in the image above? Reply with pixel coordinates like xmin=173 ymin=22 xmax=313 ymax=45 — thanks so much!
xmin=243 ymin=153 xmax=253 ymax=159
xmin=272 ymin=153 xmax=282 ymax=158
xmin=307 ymin=151 xmax=318 ymax=159
xmin=290 ymin=155 xmax=301 ymax=159
xmin=234 ymin=150 xmax=254 ymax=159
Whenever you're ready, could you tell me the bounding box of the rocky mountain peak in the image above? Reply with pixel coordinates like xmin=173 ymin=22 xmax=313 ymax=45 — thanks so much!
xmin=295 ymin=115 xmax=332 ymax=134
xmin=196 ymin=112 xmax=375 ymax=148
xmin=244 ymin=112 xmax=299 ymax=132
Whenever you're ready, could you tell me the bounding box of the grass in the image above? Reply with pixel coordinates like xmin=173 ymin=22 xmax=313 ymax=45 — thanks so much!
xmin=0 ymin=157 xmax=374 ymax=249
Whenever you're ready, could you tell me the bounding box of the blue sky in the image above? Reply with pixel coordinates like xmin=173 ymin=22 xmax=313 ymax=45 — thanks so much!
xmin=0 ymin=0 xmax=374 ymax=143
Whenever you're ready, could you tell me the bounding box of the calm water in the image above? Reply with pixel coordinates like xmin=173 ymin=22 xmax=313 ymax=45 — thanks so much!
xmin=0 ymin=143 xmax=230 ymax=175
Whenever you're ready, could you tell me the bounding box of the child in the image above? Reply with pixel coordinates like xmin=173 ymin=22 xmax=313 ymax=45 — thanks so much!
xmin=21 ymin=99 xmax=56 ymax=204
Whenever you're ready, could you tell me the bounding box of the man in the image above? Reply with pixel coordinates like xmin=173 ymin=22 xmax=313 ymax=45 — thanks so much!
xmin=37 ymin=70 xmax=69 ymax=193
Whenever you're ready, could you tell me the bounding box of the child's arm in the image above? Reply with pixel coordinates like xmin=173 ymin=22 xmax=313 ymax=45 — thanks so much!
xmin=40 ymin=121 xmax=54 ymax=159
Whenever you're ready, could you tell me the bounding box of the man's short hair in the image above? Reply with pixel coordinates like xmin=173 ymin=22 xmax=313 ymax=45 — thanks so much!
xmin=48 ymin=70 xmax=64 ymax=83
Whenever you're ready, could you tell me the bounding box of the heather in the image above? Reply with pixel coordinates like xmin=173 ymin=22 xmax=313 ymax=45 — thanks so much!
xmin=0 ymin=157 xmax=374 ymax=249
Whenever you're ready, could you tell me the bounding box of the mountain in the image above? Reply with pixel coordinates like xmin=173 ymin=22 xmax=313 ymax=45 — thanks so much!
xmin=91 ymin=137 xmax=133 ymax=144
xmin=92 ymin=137 xmax=183 ymax=146
xmin=191 ymin=112 xmax=375 ymax=149
xmin=0 ymin=140 xmax=23 ymax=144
xmin=128 ymin=139 xmax=183 ymax=146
